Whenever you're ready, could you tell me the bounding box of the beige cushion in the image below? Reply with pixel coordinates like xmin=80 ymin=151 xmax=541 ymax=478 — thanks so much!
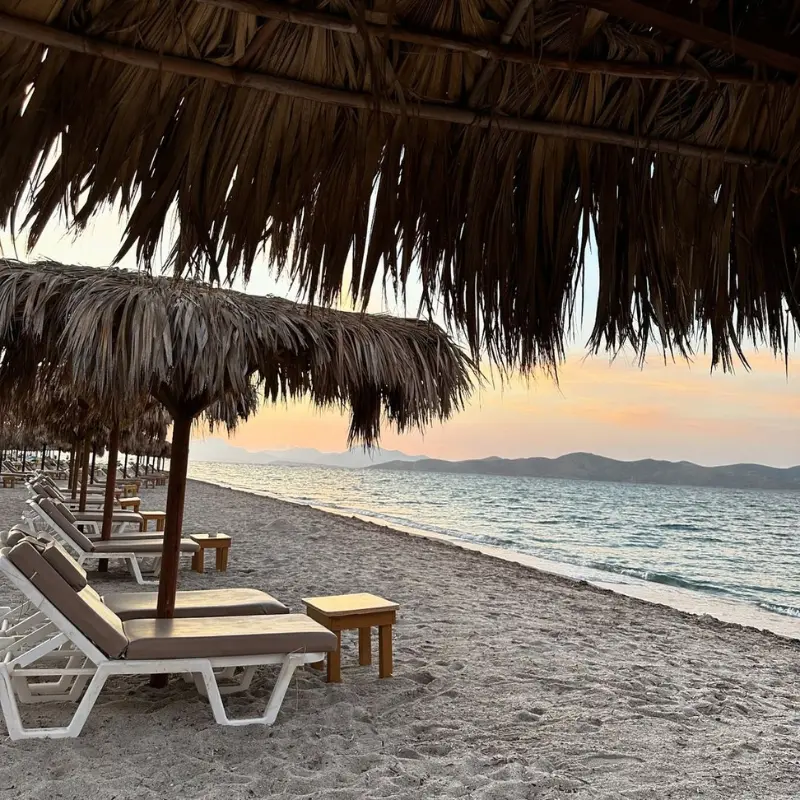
xmin=93 ymin=538 xmax=198 ymax=554
xmin=7 ymin=541 xmax=127 ymax=657
xmin=123 ymin=614 xmax=337 ymax=659
xmin=38 ymin=498 xmax=95 ymax=552
xmin=104 ymin=589 xmax=289 ymax=621
xmin=6 ymin=530 xmax=38 ymax=549
xmin=42 ymin=542 xmax=87 ymax=590
xmin=59 ymin=504 xmax=78 ymax=523
xmin=73 ymin=510 xmax=143 ymax=524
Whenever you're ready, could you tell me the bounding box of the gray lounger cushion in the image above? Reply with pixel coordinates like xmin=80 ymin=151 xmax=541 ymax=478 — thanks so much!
xmin=42 ymin=542 xmax=88 ymax=590
xmin=93 ymin=538 xmax=198 ymax=554
xmin=39 ymin=498 xmax=95 ymax=551
xmin=104 ymin=589 xmax=289 ymax=621
xmin=123 ymin=614 xmax=337 ymax=659
xmin=73 ymin=510 xmax=144 ymax=524
xmin=7 ymin=541 xmax=128 ymax=657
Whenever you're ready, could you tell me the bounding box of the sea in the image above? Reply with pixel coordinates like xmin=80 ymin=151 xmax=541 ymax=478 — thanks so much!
xmin=188 ymin=462 xmax=800 ymax=639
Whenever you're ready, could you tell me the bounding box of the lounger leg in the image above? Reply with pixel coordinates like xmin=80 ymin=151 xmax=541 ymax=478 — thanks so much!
xmin=193 ymin=665 xmax=257 ymax=697
xmin=125 ymin=556 xmax=156 ymax=585
xmin=0 ymin=664 xmax=108 ymax=740
xmin=198 ymin=656 xmax=304 ymax=727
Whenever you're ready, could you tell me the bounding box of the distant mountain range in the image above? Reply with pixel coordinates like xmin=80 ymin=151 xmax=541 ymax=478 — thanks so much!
xmin=189 ymin=437 xmax=427 ymax=469
xmin=370 ymin=452 xmax=800 ymax=491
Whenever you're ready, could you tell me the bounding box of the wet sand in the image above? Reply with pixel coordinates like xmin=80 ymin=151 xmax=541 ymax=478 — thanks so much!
xmin=0 ymin=480 xmax=798 ymax=799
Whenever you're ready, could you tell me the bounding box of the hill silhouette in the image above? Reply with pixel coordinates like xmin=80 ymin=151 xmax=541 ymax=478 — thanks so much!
xmin=370 ymin=452 xmax=800 ymax=491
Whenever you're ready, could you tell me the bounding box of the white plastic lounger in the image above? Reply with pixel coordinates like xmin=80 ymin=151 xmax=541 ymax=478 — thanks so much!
xmin=25 ymin=498 xmax=198 ymax=585
xmin=26 ymin=497 xmax=154 ymax=542
xmin=0 ymin=534 xmax=289 ymax=662
xmin=0 ymin=540 xmax=336 ymax=739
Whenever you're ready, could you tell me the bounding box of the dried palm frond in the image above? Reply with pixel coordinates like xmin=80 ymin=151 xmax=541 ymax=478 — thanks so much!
xmin=0 ymin=259 xmax=475 ymax=445
xmin=0 ymin=1 xmax=798 ymax=371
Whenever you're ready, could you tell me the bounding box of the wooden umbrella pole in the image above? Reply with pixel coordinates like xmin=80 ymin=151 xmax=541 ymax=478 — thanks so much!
xmin=90 ymin=445 xmax=97 ymax=484
xmin=151 ymin=410 xmax=193 ymax=687
xmin=99 ymin=425 xmax=120 ymax=573
xmin=135 ymin=454 xmax=140 ymax=477
xmin=56 ymin=448 xmax=60 ymax=470
xmin=69 ymin=445 xmax=77 ymax=497
xmin=78 ymin=440 xmax=91 ymax=512
xmin=41 ymin=444 xmax=47 ymax=470
xmin=123 ymin=452 xmax=128 ymax=478
xmin=20 ymin=448 xmax=26 ymax=473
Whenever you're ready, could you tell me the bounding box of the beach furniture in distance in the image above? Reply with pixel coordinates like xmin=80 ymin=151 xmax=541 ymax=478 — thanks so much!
xmin=190 ymin=534 xmax=232 ymax=573
xmin=303 ymin=593 xmax=399 ymax=683
xmin=139 ymin=510 xmax=166 ymax=532
xmin=27 ymin=497 xmax=198 ymax=585
xmin=118 ymin=496 xmax=142 ymax=513
xmin=26 ymin=490 xmax=144 ymax=536
xmin=0 ymin=538 xmax=336 ymax=739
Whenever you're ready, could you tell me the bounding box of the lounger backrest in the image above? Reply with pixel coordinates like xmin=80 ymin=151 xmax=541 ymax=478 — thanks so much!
xmin=52 ymin=500 xmax=78 ymax=524
xmin=39 ymin=482 xmax=61 ymax=500
xmin=6 ymin=540 xmax=127 ymax=657
xmin=37 ymin=498 xmax=95 ymax=553
xmin=30 ymin=483 xmax=49 ymax=499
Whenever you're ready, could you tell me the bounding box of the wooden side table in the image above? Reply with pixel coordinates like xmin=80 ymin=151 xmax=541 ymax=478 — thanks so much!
xmin=302 ymin=593 xmax=399 ymax=683
xmin=139 ymin=510 xmax=166 ymax=532
xmin=2 ymin=475 xmax=16 ymax=488
xmin=118 ymin=496 xmax=141 ymax=513
xmin=190 ymin=534 xmax=231 ymax=573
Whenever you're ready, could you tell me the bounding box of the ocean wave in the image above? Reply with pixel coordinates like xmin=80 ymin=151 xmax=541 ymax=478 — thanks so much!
xmin=585 ymin=562 xmax=725 ymax=595
xmin=758 ymin=602 xmax=800 ymax=618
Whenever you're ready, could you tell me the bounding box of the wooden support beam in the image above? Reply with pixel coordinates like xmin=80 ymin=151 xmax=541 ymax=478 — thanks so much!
xmin=574 ymin=0 xmax=800 ymax=74
xmin=200 ymin=0 xmax=775 ymax=85
xmin=0 ymin=11 xmax=776 ymax=168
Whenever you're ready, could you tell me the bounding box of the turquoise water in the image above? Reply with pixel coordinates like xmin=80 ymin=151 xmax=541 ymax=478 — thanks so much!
xmin=189 ymin=461 xmax=800 ymax=630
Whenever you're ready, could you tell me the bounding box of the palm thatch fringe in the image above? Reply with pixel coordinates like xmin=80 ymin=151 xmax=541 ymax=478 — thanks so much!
xmin=0 ymin=260 xmax=475 ymax=446
xmin=0 ymin=2 xmax=798 ymax=372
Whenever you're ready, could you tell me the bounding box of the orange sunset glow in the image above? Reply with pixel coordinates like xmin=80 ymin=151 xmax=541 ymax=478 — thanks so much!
xmin=3 ymin=208 xmax=798 ymax=468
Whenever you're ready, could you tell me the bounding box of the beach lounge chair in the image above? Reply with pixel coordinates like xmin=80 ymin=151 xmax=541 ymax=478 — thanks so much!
xmin=29 ymin=490 xmax=144 ymax=535
xmin=0 ymin=530 xmax=289 ymax=657
xmin=26 ymin=498 xmax=198 ymax=585
xmin=26 ymin=497 xmax=147 ymax=542
xmin=0 ymin=538 xmax=336 ymax=739
xmin=30 ymin=478 xmax=106 ymax=506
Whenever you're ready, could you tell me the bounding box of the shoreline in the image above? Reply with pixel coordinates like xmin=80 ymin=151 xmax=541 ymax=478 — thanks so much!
xmin=187 ymin=476 xmax=800 ymax=643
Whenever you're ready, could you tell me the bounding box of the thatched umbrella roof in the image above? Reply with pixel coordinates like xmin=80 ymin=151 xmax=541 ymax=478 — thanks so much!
xmin=0 ymin=258 xmax=473 ymax=621
xmin=0 ymin=260 xmax=472 ymax=440
xmin=0 ymin=2 xmax=798 ymax=370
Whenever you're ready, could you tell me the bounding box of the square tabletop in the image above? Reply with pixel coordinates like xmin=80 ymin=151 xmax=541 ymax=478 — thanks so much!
xmin=190 ymin=533 xmax=232 ymax=544
xmin=302 ymin=593 xmax=398 ymax=617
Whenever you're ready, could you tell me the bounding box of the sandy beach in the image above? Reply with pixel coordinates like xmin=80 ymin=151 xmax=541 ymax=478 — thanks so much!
xmin=1 ymin=479 xmax=798 ymax=799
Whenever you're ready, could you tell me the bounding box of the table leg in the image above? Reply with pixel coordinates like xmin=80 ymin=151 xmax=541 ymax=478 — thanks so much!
xmin=216 ymin=547 xmax=229 ymax=571
xmin=378 ymin=625 xmax=393 ymax=678
xmin=358 ymin=627 xmax=372 ymax=666
xmin=327 ymin=631 xmax=342 ymax=683
xmin=192 ymin=549 xmax=204 ymax=573
xmin=139 ymin=519 xmax=147 ymax=532
xmin=157 ymin=518 xmax=165 ymax=532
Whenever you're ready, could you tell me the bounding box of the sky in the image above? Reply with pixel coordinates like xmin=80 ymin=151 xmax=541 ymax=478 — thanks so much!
xmin=1 ymin=205 xmax=798 ymax=468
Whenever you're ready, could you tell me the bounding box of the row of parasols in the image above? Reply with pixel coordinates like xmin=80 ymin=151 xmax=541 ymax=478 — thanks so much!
xmin=0 ymin=259 xmax=476 ymax=621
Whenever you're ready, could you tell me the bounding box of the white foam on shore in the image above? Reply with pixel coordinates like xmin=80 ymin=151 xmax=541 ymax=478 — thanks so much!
xmin=190 ymin=476 xmax=800 ymax=642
